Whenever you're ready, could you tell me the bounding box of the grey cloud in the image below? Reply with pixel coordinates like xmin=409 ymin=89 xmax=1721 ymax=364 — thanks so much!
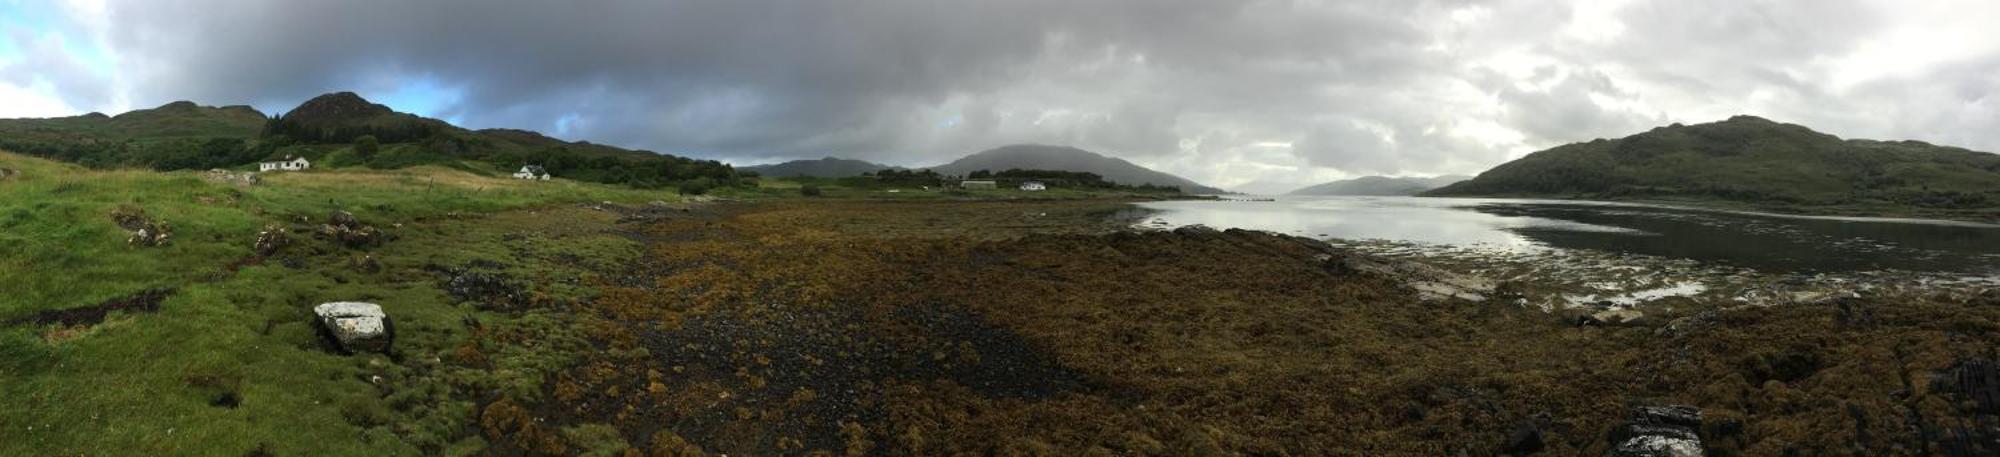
xmin=9 ymin=0 xmax=1993 ymax=184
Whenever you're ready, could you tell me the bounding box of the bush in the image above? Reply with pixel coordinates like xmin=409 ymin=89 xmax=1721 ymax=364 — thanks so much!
xmin=678 ymin=178 xmax=713 ymax=196
xmin=354 ymin=135 xmax=380 ymax=159
xmin=800 ymin=184 xmax=822 ymax=197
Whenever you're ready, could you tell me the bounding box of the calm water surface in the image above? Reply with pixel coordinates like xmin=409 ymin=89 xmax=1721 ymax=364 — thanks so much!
xmin=1136 ymin=196 xmax=2000 ymax=274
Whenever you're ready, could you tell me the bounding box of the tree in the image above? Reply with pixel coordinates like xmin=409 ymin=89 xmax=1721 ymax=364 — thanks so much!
xmin=354 ymin=135 xmax=380 ymax=159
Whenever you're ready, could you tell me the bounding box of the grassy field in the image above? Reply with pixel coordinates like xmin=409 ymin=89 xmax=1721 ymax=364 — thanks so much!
xmin=0 ymin=151 xmax=670 ymax=455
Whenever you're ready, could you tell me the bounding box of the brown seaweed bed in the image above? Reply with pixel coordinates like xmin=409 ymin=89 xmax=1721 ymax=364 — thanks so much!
xmin=456 ymin=199 xmax=2000 ymax=455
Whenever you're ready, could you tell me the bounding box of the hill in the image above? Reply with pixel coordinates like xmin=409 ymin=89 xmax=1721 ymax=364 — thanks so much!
xmin=742 ymin=157 xmax=900 ymax=177
xmin=1289 ymin=175 xmax=1470 ymax=196
xmin=925 ymin=144 xmax=1225 ymax=194
xmin=1424 ymin=116 xmax=2000 ymax=217
xmin=0 ymin=92 xmax=741 ymax=190
xmin=0 ymin=100 xmax=270 ymax=169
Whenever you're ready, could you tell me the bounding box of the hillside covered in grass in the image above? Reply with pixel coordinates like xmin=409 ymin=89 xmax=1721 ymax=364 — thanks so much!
xmin=0 ymin=92 xmax=743 ymax=192
xmin=1425 ymin=116 xmax=2000 ymax=218
xmin=0 ymin=150 xmax=678 ymax=454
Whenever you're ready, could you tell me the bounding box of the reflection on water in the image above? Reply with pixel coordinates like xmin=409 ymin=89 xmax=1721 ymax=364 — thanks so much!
xmin=1135 ymin=196 xmax=2000 ymax=274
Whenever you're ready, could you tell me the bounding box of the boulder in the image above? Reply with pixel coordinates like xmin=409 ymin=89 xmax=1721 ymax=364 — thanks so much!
xmin=252 ymin=224 xmax=290 ymax=256
xmin=1610 ymin=405 xmax=1704 ymax=457
xmin=314 ymin=302 xmax=394 ymax=354
xmin=329 ymin=210 xmax=359 ymax=229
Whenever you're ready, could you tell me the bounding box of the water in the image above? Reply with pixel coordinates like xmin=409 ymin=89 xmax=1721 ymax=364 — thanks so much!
xmin=1136 ymin=196 xmax=2000 ymax=275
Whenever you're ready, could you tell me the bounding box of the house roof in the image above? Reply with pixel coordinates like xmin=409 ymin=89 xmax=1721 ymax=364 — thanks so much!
xmin=521 ymin=165 xmax=547 ymax=174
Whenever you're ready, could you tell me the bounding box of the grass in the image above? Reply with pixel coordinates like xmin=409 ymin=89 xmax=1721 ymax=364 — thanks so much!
xmin=0 ymin=150 xmax=667 ymax=455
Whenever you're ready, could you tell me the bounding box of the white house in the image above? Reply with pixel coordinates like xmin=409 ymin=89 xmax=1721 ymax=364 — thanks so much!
xmin=1019 ymin=181 xmax=1047 ymax=191
xmin=259 ymin=156 xmax=310 ymax=172
xmin=512 ymin=165 xmax=550 ymax=180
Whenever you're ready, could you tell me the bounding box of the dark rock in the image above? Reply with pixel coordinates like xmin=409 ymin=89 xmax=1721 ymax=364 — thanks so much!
xmin=329 ymin=210 xmax=359 ymax=228
xmin=1609 ymin=405 xmax=1704 ymax=457
xmin=1172 ymin=224 xmax=1220 ymax=236
xmin=1503 ymin=420 xmax=1545 ymax=455
xmin=432 ymin=262 xmax=529 ymax=310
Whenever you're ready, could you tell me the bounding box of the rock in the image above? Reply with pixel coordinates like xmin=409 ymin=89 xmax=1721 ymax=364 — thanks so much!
xmin=329 ymin=210 xmax=359 ymax=228
xmin=0 ymin=167 xmax=16 ymax=180
xmin=1502 ymin=420 xmax=1545 ymax=455
xmin=200 ymin=169 xmax=258 ymax=186
xmin=252 ymin=224 xmax=290 ymax=256
xmin=314 ymin=302 xmax=394 ymax=354
xmin=1171 ymin=224 xmax=1220 ymax=236
xmin=433 ymin=262 xmax=529 ymax=310
xmin=317 ymin=223 xmax=384 ymax=248
xmin=1610 ymin=405 xmax=1704 ymax=457
xmin=351 ymin=254 xmax=382 ymax=274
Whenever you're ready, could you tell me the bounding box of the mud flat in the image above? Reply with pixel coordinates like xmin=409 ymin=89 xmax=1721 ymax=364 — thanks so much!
xmin=451 ymin=199 xmax=2000 ymax=455
xmin=1321 ymin=238 xmax=2000 ymax=323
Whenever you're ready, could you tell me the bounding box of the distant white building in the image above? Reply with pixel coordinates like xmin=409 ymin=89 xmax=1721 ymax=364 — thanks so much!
xmin=961 ymin=180 xmax=997 ymax=189
xmin=259 ymin=156 xmax=310 ymax=172
xmin=1019 ymin=181 xmax=1047 ymax=191
xmin=513 ymin=165 xmax=550 ymax=180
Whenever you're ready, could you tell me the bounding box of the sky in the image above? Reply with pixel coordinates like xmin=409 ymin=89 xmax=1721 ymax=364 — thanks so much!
xmin=2 ymin=0 xmax=1997 ymax=193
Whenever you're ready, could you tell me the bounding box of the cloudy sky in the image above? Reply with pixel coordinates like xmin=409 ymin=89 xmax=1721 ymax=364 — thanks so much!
xmin=3 ymin=0 xmax=1997 ymax=192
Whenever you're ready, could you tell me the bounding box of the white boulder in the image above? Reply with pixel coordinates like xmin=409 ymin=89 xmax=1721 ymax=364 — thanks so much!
xmin=314 ymin=302 xmax=393 ymax=353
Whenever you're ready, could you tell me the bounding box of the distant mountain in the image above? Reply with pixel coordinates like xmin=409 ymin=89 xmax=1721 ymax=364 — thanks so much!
xmin=742 ymin=157 xmax=900 ymax=177
xmin=926 ymin=144 xmax=1225 ymax=194
xmin=1424 ymin=115 xmax=2000 ymax=214
xmin=1289 ymin=175 xmax=1470 ymax=196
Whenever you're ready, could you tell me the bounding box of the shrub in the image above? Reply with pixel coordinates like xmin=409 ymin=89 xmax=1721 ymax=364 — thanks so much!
xmin=801 ymin=184 xmax=822 ymax=197
xmin=677 ymin=178 xmax=713 ymax=196
xmin=354 ymin=135 xmax=380 ymax=159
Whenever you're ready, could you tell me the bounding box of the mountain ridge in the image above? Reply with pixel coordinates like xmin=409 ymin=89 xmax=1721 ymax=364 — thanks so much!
xmin=924 ymin=144 xmax=1225 ymax=194
xmin=1424 ymin=115 xmax=2000 ymax=217
xmin=1289 ymin=175 xmax=1470 ymax=196
xmin=741 ymin=157 xmax=901 ymax=178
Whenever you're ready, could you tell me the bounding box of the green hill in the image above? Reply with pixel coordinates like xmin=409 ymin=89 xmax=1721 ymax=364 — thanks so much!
xmin=1424 ymin=116 xmax=2000 ymax=218
xmin=0 ymin=92 xmax=741 ymax=190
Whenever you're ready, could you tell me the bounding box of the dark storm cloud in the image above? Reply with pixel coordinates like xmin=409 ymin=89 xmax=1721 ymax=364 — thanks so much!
xmin=11 ymin=0 xmax=1999 ymax=191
